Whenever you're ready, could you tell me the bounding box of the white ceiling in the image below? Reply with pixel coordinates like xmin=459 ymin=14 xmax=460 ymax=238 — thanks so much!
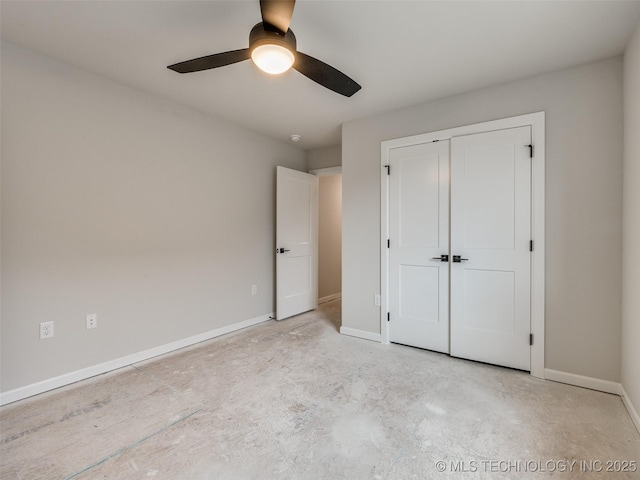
xmin=2 ymin=1 xmax=640 ymax=150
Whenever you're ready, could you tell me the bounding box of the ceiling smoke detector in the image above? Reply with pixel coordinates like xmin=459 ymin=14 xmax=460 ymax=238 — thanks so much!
xmin=290 ymin=134 xmax=301 ymax=142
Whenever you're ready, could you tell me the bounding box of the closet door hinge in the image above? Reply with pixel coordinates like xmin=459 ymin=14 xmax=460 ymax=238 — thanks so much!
xmin=384 ymin=165 xmax=390 ymax=175
xmin=387 ymin=239 xmax=390 ymax=248
xmin=529 ymin=334 xmax=534 ymax=346
xmin=387 ymin=312 xmax=390 ymax=322
xmin=530 ymin=240 xmax=534 ymax=252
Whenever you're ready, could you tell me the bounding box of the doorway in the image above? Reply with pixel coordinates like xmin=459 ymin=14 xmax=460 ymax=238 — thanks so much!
xmin=311 ymin=167 xmax=342 ymax=306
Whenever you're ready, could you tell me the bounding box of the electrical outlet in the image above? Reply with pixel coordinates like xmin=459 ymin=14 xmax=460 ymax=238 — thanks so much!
xmin=40 ymin=321 xmax=54 ymax=339
xmin=251 ymin=284 xmax=258 ymax=295
xmin=374 ymin=294 xmax=381 ymax=306
xmin=86 ymin=314 xmax=97 ymax=329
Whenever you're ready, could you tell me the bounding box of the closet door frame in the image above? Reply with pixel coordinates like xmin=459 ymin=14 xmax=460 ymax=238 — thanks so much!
xmin=380 ymin=112 xmax=546 ymax=379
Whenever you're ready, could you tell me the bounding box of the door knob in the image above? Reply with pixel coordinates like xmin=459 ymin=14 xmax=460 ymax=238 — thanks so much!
xmin=431 ymin=255 xmax=449 ymax=262
xmin=452 ymin=255 xmax=469 ymax=263
xmin=277 ymin=248 xmax=291 ymax=254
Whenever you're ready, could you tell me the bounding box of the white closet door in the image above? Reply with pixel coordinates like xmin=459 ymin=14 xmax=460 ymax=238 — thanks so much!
xmin=450 ymin=127 xmax=532 ymax=370
xmin=389 ymin=141 xmax=450 ymax=353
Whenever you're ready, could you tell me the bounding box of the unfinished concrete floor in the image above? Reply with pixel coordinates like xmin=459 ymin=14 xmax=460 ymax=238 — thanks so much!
xmin=1 ymin=299 xmax=639 ymax=479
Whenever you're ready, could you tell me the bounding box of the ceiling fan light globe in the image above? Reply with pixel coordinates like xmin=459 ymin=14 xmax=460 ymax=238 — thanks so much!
xmin=251 ymin=44 xmax=295 ymax=74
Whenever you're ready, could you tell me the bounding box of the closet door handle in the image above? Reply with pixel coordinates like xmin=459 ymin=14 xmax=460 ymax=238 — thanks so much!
xmin=452 ymin=255 xmax=469 ymax=263
xmin=431 ymin=255 xmax=449 ymax=262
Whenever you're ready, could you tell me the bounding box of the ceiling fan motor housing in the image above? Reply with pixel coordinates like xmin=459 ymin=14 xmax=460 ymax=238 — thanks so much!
xmin=249 ymin=22 xmax=297 ymax=56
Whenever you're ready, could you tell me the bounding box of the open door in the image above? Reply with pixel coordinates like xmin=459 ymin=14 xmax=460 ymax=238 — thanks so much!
xmin=276 ymin=166 xmax=319 ymax=320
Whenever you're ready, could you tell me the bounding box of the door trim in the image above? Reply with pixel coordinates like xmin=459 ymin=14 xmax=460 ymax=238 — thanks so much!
xmin=380 ymin=112 xmax=546 ymax=379
xmin=309 ymin=166 xmax=342 ymax=176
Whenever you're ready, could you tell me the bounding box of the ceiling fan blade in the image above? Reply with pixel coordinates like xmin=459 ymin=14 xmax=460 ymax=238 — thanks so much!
xmin=260 ymin=0 xmax=295 ymax=35
xmin=293 ymin=52 xmax=361 ymax=97
xmin=168 ymin=49 xmax=250 ymax=74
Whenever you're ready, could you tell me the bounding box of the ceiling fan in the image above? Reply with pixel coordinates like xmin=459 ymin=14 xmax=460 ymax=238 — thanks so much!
xmin=167 ymin=0 xmax=361 ymax=97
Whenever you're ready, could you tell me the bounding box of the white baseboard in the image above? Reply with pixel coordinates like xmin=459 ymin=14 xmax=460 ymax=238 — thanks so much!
xmin=544 ymin=369 xmax=622 ymax=395
xmin=0 ymin=312 xmax=274 ymax=406
xmin=339 ymin=326 xmax=381 ymax=343
xmin=621 ymin=386 xmax=640 ymax=434
xmin=319 ymin=293 xmax=342 ymax=304
xmin=542 ymin=370 xmax=640 ymax=434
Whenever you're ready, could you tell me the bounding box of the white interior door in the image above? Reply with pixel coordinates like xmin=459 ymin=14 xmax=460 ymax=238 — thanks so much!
xmin=388 ymin=141 xmax=450 ymax=352
xmin=276 ymin=166 xmax=318 ymax=320
xmin=450 ymin=127 xmax=532 ymax=370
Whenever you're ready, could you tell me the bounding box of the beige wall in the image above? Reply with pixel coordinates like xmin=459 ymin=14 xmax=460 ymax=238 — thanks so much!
xmin=318 ymin=175 xmax=342 ymax=300
xmin=307 ymin=146 xmax=341 ymax=170
xmin=0 ymin=43 xmax=306 ymax=393
xmin=343 ymin=56 xmax=624 ymax=382
xmin=622 ymin=24 xmax=640 ymax=423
